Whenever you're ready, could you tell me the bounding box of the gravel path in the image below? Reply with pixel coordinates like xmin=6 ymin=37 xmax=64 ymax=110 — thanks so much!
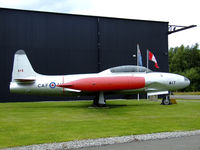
xmin=3 ymin=130 xmax=200 ymax=150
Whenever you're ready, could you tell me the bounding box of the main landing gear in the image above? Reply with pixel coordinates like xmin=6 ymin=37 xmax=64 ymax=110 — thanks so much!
xmin=92 ymin=93 xmax=173 ymax=106
xmin=161 ymin=95 xmax=171 ymax=105
xmin=93 ymin=92 xmax=107 ymax=107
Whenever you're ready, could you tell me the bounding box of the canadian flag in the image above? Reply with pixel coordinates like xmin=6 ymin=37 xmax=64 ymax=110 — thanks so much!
xmin=148 ymin=50 xmax=159 ymax=68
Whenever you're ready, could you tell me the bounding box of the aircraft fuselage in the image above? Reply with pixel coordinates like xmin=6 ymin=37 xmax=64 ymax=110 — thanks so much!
xmin=10 ymin=72 xmax=190 ymax=96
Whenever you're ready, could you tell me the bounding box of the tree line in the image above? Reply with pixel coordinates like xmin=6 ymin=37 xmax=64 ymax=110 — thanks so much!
xmin=169 ymin=43 xmax=200 ymax=91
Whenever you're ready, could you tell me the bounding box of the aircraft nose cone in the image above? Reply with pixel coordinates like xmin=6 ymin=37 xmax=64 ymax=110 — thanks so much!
xmin=184 ymin=77 xmax=190 ymax=87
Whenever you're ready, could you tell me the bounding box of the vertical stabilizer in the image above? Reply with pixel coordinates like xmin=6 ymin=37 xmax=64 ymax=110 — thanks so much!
xmin=11 ymin=50 xmax=37 ymax=81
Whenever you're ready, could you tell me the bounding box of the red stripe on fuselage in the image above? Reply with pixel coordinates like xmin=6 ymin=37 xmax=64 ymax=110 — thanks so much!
xmin=57 ymin=76 xmax=145 ymax=92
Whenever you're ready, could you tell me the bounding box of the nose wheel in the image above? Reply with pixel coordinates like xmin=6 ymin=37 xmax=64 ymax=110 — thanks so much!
xmin=161 ymin=95 xmax=171 ymax=105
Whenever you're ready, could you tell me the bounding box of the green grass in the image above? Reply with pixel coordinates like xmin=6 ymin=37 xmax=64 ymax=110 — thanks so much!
xmin=174 ymin=92 xmax=200 ymax=95
xmin=1 ymin=100 xmax=200 ymax=148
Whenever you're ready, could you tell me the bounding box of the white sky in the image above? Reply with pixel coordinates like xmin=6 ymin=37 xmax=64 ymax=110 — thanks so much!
xmin=0 ymin=0 xmax=199 ymax=48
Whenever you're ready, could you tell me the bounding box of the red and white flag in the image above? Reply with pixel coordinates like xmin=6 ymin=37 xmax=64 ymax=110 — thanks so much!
xmin=148 ymin=50 xmax=159 ymax=68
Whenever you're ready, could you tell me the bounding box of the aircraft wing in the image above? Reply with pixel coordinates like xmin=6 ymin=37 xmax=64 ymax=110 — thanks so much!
xmin=147 ymin=91 xmax=169 ymax=96
xmin=63 ymin=88 xmax=81 ymax=93
xmin=145 ymin=81 xmax=169 ymax=96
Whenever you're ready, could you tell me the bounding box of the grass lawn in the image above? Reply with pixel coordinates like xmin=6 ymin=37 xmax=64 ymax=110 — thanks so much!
xmin=0 ymin=100 xmax=200 ymax=148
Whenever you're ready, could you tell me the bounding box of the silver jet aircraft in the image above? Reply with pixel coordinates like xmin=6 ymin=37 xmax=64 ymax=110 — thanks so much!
xmin=10 ymin=50 xmax=190 ymax=106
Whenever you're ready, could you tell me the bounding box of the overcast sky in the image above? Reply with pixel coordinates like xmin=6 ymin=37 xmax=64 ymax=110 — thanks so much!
xmin=0 ymin=0 xmax=199 ymax=48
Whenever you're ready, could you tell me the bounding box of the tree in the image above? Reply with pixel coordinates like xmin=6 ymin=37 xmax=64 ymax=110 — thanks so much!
xmin=169 ymin=43 xmax=200 ymax=91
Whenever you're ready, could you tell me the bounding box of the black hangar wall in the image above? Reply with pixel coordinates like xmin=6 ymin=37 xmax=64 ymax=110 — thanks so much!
xmin=0 ymin=8 xmax=168 ymax=101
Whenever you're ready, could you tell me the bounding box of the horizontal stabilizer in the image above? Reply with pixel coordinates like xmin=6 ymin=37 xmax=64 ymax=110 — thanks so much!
xmin=14 ymin=78 xmax=36 ymax=84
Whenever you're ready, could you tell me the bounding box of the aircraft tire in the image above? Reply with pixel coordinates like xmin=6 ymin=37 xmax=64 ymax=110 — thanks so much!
xmin=162 ymin=96 xmax=171 ymax=105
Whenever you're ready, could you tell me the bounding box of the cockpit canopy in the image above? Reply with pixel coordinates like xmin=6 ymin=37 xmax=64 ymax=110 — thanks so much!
xmin=109 ymin=65 xmax=152 ymax=73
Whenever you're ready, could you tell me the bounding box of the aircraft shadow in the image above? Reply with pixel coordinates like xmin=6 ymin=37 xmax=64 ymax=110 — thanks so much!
xmin=21 ymin=101 xmax=157 ymax=109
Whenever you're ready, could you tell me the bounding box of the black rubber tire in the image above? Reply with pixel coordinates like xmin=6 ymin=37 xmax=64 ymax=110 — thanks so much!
xmin=162 ymin=96 xmax=171 ymax=105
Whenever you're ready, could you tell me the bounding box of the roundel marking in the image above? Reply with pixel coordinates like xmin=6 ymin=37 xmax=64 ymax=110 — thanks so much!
xmin=49 ymin=82 xmax=56 ymax=88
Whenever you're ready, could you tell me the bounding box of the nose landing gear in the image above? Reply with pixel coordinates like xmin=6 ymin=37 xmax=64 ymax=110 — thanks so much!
xmin=161 ymin=95 xmax=172 ymax=105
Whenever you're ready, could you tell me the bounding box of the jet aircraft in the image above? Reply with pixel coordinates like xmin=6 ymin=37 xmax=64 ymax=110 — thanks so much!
xmin=10 ymin=50 xmax=190 ymax=106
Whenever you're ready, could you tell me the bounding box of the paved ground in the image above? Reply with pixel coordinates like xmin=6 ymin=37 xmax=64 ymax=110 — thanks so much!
xmin=78 ymin=135 xmax=200 ymax=150
xmin=171 ymin=95 xmax=200 ymax=100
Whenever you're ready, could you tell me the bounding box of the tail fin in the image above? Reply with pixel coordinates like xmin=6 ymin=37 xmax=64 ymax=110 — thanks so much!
xmin=11 ymin=50 xmax=37 ymax=82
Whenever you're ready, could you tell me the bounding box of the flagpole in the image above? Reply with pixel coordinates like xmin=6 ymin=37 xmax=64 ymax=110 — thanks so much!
xmin=137 ymin=44 xmax=139 ymax=101
xmin=147 ymin=49 xmax=149 ymax=71
xmin=137 ymin=44 xmax=139 ymax=72
xmin=137 ymin=44 xmax=138 ymax=66
xmin=146 ymin=49 xmax=148 ymax=100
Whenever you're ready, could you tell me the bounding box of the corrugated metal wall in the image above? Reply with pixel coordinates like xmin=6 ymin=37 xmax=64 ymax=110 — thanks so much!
xmin=0 ymin=8 xmax=168 ymax=101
